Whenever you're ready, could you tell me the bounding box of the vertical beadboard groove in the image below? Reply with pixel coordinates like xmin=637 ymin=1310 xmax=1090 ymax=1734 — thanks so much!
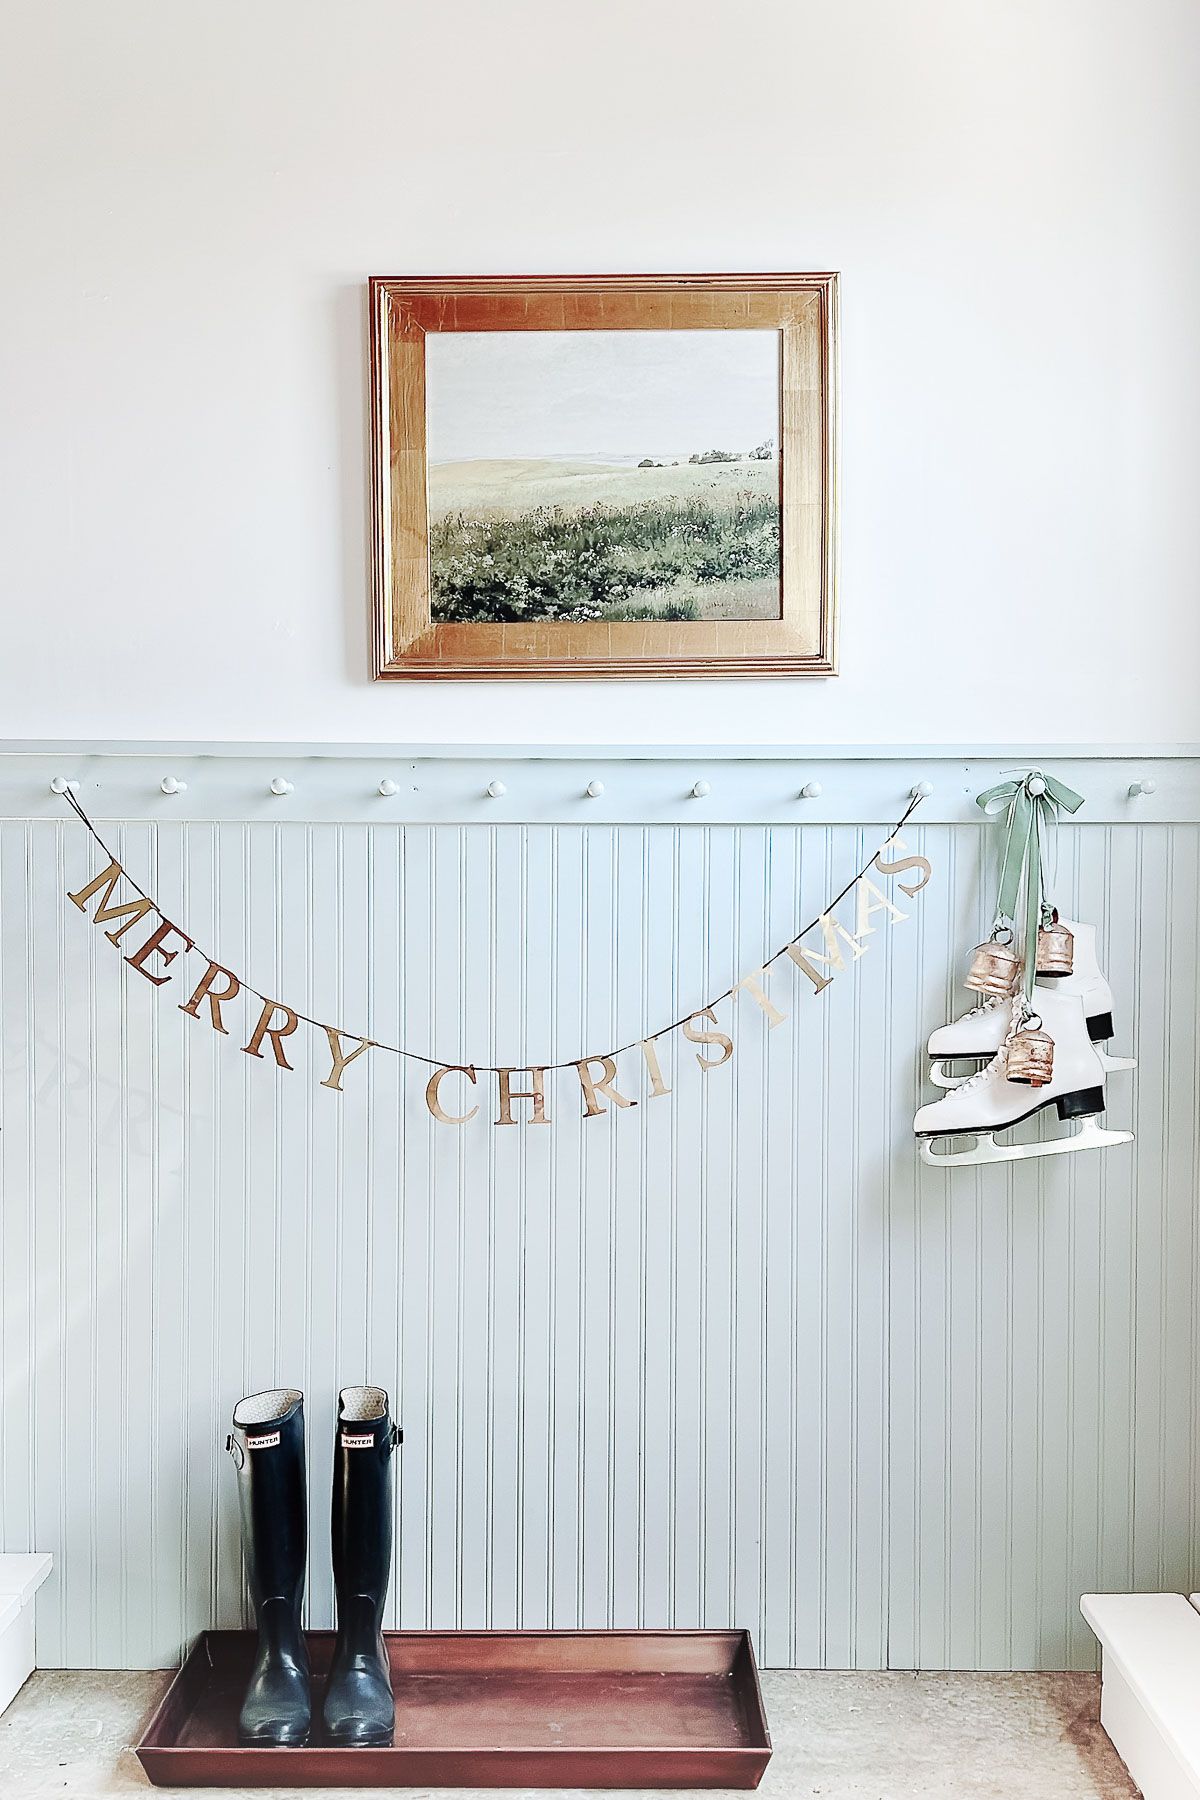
xmin=665 ymin=824 xmax=681 ymax=1631
xmin=817 ymin=825 xmax=833 ymax=1664
xmin=1190 ymin=829 xmax=1200 ymax=1586
xmin=1155 ymin=827 xmax=1173 ymax=1588
xmin=1 ymin=805 xmax=1197 ymax=1670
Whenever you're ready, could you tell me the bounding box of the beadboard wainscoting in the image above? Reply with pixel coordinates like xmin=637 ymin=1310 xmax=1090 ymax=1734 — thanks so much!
xmin=0 ymin=747 xmax=1197 ymax=1673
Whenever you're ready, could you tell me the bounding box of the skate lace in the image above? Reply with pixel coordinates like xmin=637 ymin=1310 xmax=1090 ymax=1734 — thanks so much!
xmin=955 ymin=1044 xmax=1009 ymax=1092
xmin=952 ymin=1001 xmax=1028 ymax=1093
xmin=956 ymin=995 xmax=1004 ymax=1024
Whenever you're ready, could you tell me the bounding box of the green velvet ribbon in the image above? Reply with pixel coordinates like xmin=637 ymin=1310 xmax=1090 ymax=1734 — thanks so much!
xmin=975 ymin=771 xmax=1085 ymax=999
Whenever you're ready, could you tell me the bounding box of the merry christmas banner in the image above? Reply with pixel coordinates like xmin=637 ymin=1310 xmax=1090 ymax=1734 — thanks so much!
xmin=58 ymin=789 xmax=930 ymax=1126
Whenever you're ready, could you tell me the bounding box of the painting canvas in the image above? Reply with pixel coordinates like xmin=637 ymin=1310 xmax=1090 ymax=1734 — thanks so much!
xmin=424 ymin=330 xmax=782 ymax=626
xmin=369 ymin=274 xmax=838 ymax=678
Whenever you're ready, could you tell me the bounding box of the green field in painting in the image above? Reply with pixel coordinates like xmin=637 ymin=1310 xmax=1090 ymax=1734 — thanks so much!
xmin=428 ymin=457 xmax=781 ymax=624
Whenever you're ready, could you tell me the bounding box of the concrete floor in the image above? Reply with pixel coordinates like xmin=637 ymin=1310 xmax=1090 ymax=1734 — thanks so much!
xmin=0 ymin=1668 xmax=1137 ymax=1799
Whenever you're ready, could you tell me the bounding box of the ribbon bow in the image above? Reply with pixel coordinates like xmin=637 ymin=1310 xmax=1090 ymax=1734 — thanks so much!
xmin=975 ymin=770 xmax=1085 ymax=999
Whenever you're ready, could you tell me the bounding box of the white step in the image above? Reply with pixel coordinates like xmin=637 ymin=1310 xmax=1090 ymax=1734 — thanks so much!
xmin=1081 ymin=1592 xmax=1200 ymax=1799
xmin=0 ymin=1553 xmax=53 ymax=1716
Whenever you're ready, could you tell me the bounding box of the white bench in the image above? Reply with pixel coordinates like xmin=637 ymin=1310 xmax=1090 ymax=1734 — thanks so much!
xmin=0 ymin=1554 xmax=53 ymax=1716
xmin=1081 ymin=1592 xmax=1200 ymax=1798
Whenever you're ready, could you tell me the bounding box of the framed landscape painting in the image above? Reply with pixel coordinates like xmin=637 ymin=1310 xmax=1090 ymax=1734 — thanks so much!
xmin=369 ymin=273 xmax=838 ymax=678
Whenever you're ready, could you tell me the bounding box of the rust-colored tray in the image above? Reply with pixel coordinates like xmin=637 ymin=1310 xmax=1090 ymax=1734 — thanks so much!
xmin=136 ymin=1628 xmax=772 ymax=1788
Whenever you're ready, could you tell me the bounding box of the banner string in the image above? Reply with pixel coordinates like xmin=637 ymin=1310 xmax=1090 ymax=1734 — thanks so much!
xmin=59 ymin=787 xmax=926 ymax=1074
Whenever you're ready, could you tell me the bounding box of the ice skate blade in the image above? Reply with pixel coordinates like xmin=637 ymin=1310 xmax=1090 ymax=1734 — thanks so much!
xmin=920 ymin=1119 xmax=1134 ymax=1167
xmin=929 ymin=1049 xmax=1136 ymax=1089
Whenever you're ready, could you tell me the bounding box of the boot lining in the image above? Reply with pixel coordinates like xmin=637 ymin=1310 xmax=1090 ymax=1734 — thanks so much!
xmin=233 ymin=1388 xmax=303 ymax=1426
xmin=340 ymin=1385 xmax=387 ymax=1422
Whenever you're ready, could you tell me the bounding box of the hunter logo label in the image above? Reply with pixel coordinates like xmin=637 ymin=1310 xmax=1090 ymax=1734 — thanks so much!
xmin=341 ymin=1432 xmax=375 ymax=1450
xmin=247 ymin=1431 xmax=280 ymax=1450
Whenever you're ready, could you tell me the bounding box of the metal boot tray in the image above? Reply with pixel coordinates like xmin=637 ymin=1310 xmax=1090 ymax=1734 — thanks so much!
xmin=135 ymin=1628 xmax=772 ymax=1788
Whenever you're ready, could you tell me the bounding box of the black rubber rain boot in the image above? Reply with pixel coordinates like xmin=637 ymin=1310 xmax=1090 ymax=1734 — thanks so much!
xmin=322 ymin=1385 xmax=401 ymax=1747
xmin=227 ymin=1388 xmax=312 ymax=1746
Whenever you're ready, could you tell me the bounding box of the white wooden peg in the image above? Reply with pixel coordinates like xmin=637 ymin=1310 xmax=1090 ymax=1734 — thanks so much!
xmin=910 ymin=781 xmax=933 ymax=799
xmin=801 ymin=782 xmax=822 ymax=799
xmin=1027 ymin=775 xmax=1047 ymax=797
xmin=160 ymin=776 xmax=187 ymax=796
xmin=49 ymin=776 xmax=80 ymax=796
xmin=378 ymin=779 xmax=399 ymax=797
xmin=486 ymin=780 xmax=507 ymax=799
xmin=691 ymin=780 xmax=711 ymax=799
xmin=1128 ymin=778 xmax=1157 ymax=798
xmin=269 ymin=777 xmax=293 ymax=797
xmin=586 ymin=780 xmax=605 ymax=798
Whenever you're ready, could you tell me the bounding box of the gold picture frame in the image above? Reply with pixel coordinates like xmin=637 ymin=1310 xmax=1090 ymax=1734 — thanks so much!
xmin=369 ymin=273 xmax=839 ymax=679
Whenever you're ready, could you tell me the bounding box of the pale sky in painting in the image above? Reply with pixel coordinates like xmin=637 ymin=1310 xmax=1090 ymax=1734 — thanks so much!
xmin=424 ymin=329 xmax=780 ymax=464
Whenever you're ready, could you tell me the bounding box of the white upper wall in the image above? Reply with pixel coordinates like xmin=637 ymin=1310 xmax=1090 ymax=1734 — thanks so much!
xmin=1 ymin=0 xmax=1197 ymax=745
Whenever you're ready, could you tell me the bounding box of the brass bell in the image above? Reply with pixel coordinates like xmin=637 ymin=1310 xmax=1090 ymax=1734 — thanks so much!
xmin=965 ymin=937 xmax=1021 ymax=997
xmin=1007 ymin=1024 xmax=1055 ymax=1086
xmin=1037 ymin=914 xmax=1074 ymax=976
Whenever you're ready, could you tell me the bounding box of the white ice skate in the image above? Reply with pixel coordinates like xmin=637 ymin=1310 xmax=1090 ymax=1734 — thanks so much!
xmin=915 ymin=988 xmax=1133 ymax=1167
xmin=926 ymin=921 xmax=1135 ymax=1088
